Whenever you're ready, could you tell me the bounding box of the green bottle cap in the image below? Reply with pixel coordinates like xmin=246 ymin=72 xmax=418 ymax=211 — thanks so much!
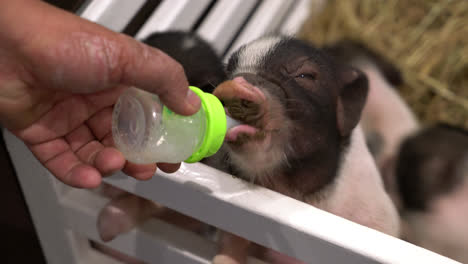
xmin=184 ymin=86 xmax=227 ymax=163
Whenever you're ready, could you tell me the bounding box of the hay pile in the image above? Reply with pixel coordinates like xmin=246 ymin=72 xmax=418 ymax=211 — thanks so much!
xmin=299 ymin=0 xmax=468 ymax=129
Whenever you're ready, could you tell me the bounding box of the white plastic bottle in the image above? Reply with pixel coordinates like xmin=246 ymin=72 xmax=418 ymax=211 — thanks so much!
xmin=112 ymin=86 xmax=239 ymax=164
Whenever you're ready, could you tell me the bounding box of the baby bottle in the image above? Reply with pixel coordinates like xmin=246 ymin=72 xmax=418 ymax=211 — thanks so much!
xmin=112 ymin=86 xmax=239 ymax=164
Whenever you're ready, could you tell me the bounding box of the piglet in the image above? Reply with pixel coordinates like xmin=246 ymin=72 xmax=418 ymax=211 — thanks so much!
xmin=204 ymin=36 xmax=400 ymax=264
xmin=396 ymin=124 xmax=468 ymax=263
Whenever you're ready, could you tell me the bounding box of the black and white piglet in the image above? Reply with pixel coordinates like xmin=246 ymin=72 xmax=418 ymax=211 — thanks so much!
xmin=397 ymin=124 xmax=468 ymax=263
xmin=205 ymin=36 xmax=399 ymax=264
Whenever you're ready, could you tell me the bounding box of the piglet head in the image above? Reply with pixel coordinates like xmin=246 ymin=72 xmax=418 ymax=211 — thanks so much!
xmin=212 ymin=36 xmax=368 ymax=196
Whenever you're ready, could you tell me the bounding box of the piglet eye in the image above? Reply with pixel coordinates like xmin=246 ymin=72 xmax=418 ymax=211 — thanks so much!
xmin=296 ymin=73 xmax=317 ymax=80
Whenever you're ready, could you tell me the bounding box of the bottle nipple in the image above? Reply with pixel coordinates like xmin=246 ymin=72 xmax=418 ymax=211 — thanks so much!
xmin=226 ymin=115 xmax=241 ymax=129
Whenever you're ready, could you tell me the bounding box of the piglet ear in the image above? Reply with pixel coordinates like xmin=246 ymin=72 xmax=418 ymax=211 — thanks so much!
xmin=336 ymin=68 xmax=369 ymax=137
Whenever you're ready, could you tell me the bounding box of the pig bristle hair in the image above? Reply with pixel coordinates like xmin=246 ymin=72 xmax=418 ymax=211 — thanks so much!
xmin=227 ymin=125 xmax=292 ymax=185
xmin=233 ymin=36 xmax=284 ymax=76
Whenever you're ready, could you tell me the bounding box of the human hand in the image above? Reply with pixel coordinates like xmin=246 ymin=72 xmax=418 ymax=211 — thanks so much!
xmin=0 ymin=0 xmax=201 ymax=188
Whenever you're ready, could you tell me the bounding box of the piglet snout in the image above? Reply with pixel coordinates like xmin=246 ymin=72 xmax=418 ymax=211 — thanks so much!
xmin=213 ymin=77 xmax=266 ymax=104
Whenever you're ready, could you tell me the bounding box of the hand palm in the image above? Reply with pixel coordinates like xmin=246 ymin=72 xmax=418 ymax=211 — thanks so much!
xmin=11 ymin=83 xmax=158 ymax=188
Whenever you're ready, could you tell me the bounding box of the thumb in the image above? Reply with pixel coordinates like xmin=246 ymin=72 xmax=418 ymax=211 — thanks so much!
xmin=108 ymin=33 xmax=202 ymax=116
xmin=3 ymin=0 xmax=201 ymax=116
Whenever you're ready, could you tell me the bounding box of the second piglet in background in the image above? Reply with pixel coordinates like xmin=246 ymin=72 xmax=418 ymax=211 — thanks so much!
xmin=396 ymin=124 xmax=468 ymax=263
xmin=326 ymin=40 xmax=468 ymax=263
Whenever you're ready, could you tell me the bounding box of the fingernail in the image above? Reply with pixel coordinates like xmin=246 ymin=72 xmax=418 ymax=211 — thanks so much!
xmin=186 ymin=89 xmax=201 ymax=110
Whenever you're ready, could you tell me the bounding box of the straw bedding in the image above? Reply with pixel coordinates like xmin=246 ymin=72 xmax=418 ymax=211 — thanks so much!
xmin=299 ymin=0 xmax=468 ymax=129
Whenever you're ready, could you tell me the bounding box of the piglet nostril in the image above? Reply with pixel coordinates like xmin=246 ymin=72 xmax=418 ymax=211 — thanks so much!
xmin=241 ymin=99 xmax=252 ymax=107
xmin=224 ymin=98 xmax=263 ymax=127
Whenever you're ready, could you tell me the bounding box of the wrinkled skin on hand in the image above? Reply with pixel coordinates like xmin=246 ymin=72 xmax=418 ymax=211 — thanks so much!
xmin=0 ymin=0 xmax=201 ymax=188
